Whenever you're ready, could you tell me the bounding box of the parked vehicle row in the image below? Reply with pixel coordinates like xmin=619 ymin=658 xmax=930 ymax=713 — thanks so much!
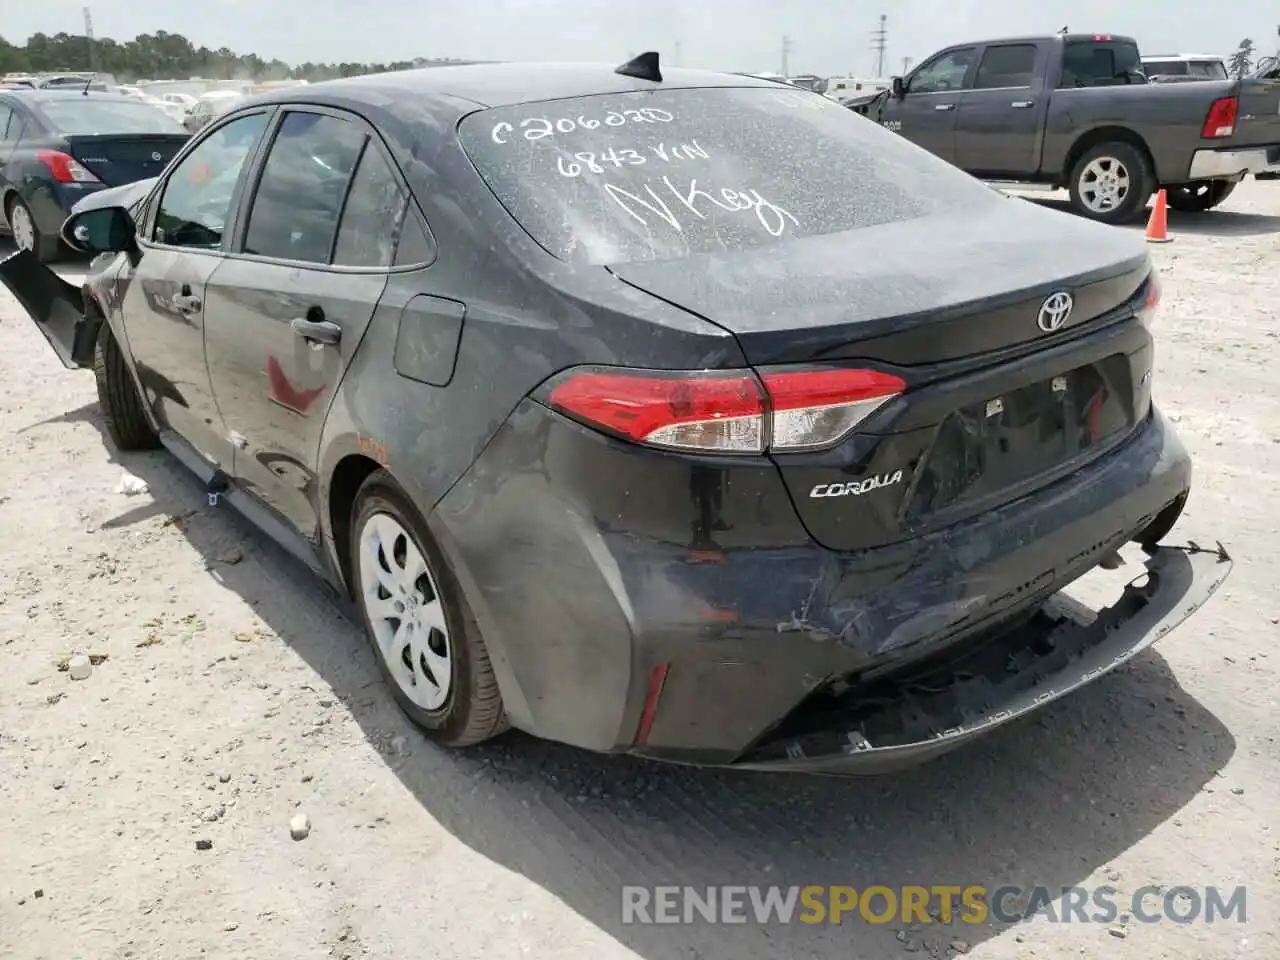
xmin=0 ymin=90 xmax=190 ymax=261
xmin=852 ymin=32 xmax=1280 ymax=222
xmin=0 ymin=57 xmax=1229 ymax=774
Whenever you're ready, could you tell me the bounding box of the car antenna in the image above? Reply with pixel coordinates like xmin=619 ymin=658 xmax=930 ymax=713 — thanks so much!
xmin=82 ymin=73 xmax=93 ymax=96
xmin=614 ymin=51 xmax=662 ymax=83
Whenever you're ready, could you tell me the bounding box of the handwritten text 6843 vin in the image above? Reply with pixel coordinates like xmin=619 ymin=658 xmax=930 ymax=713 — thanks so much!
xmin=557 ymin=140 xmax=709 ymax=177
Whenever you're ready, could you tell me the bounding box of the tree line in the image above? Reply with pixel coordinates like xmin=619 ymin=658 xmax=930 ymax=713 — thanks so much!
xmin=0 ymin=30 xmax=477 ymax=83
xmin=1228 ymin=28 xmax=1280 ymax=78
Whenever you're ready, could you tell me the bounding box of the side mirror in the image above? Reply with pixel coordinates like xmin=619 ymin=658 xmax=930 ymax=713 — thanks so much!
xmin=62 ymin=206 xmax=137 ymax=255
xmin=891 ymin=75 xmax=906 ymax=97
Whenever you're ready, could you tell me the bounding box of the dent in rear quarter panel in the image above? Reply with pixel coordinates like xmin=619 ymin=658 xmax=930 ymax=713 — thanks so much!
xmin=317 ymin=108 xmax=747 ymax=732
xmin=431 ymin=399 xmax=849 ymax=754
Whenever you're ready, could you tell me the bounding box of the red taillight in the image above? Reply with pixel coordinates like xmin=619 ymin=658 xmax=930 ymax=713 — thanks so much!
xmin=37 ymin=149 xmax=101 ymax=184
xmin=1137 ymin=274 xmax=1161 ymax=328
xmin=545 ymin=365 xmax=907 ymax=454
xmin=1201 ymin=96 xmax=1238 ymax=139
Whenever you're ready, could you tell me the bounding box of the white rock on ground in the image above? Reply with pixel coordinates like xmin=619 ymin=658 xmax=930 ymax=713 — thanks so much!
xmin=289 ymin=813 xmax=311 ymax=840
xmin=1 ymin=186 xmax=1279 ymax=960
xmin=66 ymin=654 xmax=92 ymax=681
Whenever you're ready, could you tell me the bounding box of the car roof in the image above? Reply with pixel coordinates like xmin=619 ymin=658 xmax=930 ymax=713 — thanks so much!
xmin=246 ymin=61 xmax=786 ymax=111
xmin=1142 ymin=54 xmax=1222 ymax=61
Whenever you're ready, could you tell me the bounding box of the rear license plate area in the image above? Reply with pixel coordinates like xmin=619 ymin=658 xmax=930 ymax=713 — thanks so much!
xmin=907 ymin=356 xmax=1134 ymax=518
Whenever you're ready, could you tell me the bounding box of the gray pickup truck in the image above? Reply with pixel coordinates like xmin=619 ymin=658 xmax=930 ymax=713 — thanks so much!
xmin=853 ymin=33 xmax=1280 ymax=223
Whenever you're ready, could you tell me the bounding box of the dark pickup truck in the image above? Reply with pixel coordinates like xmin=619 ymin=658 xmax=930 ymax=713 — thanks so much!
xmin=852 ymin=33 xmax=1280 ymax=223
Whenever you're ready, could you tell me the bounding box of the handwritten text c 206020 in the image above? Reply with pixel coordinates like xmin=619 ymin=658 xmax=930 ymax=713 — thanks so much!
xmin=491 ymin=107 xmax=674 ymax=145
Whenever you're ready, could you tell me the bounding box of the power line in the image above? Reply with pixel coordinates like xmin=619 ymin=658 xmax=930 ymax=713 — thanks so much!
xmin=871 ymin=14 xmax=888 ymax=78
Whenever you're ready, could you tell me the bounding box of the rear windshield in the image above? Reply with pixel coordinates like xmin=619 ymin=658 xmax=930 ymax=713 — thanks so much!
xmin=39 ymin=98 xmax=185 ymax=135
xmin=458 ymin=86 xmax=998 ymax=266
xmin=1060 ymin=40 xmax=1144 ymax=87
xmin=1143 ymin=60 xmax=1188 ymax=76
xmin=1193 ymin=61 xmax=1228 ymax=79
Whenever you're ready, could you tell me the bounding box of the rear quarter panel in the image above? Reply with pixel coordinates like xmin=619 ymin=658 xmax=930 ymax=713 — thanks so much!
xmin=1043 ymin=81 xmax=1238 ymax=182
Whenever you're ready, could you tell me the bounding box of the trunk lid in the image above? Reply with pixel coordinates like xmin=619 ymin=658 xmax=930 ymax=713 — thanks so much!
xmin=610 ymin=200 xmax=1155 ymax=553
xmin=65 ymin=134 xmax=188 ymax=187
xmin=607 ymin=198 xmax=1149 ymax=366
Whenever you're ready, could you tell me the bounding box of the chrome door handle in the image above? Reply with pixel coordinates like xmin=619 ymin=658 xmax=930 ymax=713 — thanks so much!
xmin=290 ymin=317 xmax=342 ymax=346
xmin=1011 ymin=100 xmax=1035 ymax=108
xmin=934 ymin=103 xmax=957 ymax=111
xmin=172 ymin=294 xmax=202 ymax=314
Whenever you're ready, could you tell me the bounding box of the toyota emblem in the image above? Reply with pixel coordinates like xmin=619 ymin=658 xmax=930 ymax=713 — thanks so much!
xmin=1037 ymin=291 xmax=1073 ymax=332
xmin=151 ymin=151 xmax=163 ymax=161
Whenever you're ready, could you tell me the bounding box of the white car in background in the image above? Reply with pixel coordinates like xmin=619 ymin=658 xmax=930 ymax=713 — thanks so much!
xmin=182 ymin=89 xmax=248 ymax=133
xmin=1141 ymin=54 xmax=1228 ymax=82
xmin=113 ymin=84 xmax=189 ymax=122
xmin=157 ymin=91 xmax=199 ymax=110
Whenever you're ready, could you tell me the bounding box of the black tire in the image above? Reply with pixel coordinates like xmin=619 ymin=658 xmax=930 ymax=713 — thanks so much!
xmin=1166 ymin=180 xmax=1238 ymax=213
xmin=5 ymin=194 xmax=61 ymax=263
xmin=1067 ymin=142 xmax=1154 ymax=225
xmin=93 ymin=321 xmax=160 ymax=451
xmin=350 ymin=469 xmax=508 ymax=746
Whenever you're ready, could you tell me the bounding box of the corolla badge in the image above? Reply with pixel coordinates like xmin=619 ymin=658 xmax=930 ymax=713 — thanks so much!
xmin=809 ymin=470 xmax=904 ymax=499
xmin=1037 ymin=291 xmax=1073 ymax=332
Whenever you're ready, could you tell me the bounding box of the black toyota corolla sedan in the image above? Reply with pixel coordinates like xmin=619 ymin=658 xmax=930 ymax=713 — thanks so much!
xmin=0 ymin=90 xmax=189 ymax=261
xmin=0 ymin=56 xmax=1230 ymax=774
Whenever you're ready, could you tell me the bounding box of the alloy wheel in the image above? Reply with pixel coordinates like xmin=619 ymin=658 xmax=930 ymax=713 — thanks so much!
xmin=1078 ymin=157 xmax=1130 ymax=214
xmin=9 ymin=203 xmax=35 ymax=252
xmin=357 ymin=512 xmax=453 ymax=710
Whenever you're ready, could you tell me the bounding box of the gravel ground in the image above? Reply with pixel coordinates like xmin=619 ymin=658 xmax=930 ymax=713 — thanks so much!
xmin=0 ymin=184 xmax=1276 ymax=960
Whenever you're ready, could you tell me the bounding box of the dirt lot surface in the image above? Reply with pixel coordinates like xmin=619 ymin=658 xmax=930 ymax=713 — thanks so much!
xmin=1 ymin=185 xmax=1277 ymax=960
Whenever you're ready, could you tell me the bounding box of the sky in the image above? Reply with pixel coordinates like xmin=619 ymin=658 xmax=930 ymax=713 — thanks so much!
xmin=7 ymin=0 xmax=1280 ymax=78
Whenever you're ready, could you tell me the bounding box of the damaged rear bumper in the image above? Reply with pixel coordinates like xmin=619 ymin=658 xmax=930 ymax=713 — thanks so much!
xmin=728 ymin=541 xmax=1231 ymax=775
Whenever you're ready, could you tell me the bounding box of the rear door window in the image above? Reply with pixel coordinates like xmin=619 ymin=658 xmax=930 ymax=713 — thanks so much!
xmin=458 ymin=86 xmax=997 ymax=267
xmin=152 ymin=112 xmax=269 ymax=249
xmin=973 ymin=44 xmax=1039 ymax=89
xmin=241 ymin=110 xmax=366 ymax=264
xmin=332 ymin=143 xmax=410 ymax=268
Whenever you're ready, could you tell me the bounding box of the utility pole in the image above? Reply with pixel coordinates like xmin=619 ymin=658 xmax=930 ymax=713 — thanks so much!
xmin=83 ymin=7 xmax=99 ymax=74
xmin=901 ymin=56 xmax=913 ymax=75
xmin=781 ymin=35 xmax=792 ymax=78
xmin=871 ymin=14 xmax=888 ymax=78
xmin=674 ymin=39 xmax=683 ymax=67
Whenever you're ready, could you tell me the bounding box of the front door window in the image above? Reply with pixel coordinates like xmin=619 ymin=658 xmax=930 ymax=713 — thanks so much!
xmin=152 ymin=112 xmax=269 ymax=249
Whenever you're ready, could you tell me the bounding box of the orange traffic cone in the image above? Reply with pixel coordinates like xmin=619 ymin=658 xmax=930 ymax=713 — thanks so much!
xmin=1145 ymin=189 xmax=1172 ymax=243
